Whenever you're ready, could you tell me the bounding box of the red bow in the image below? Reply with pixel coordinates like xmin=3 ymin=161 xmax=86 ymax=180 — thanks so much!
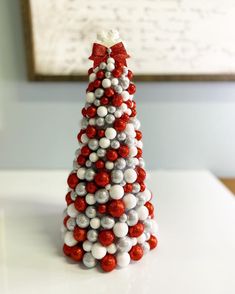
xmin=89 ymin=42 xmax=130 ymax=68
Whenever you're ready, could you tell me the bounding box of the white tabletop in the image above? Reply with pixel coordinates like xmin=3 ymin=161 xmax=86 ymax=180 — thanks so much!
xmin=0 ymin=170 xmax=234 ymax=294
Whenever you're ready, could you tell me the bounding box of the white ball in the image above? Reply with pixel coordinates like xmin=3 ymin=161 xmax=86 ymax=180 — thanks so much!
xmin=137 ymin=233 xmax=146 ymax=244
xmin=91 ymin=243 xmax=107 ymax=260
xmin=89 ymin=152 xmax=98 ymax=162
xmin=107 ymin=63 xmax=115 ymax=72
xmin=125 ymin=123 xmax=135 ymax=136
xmin=114 ymin=110 xmax=122 ymax=118
xmin=83 ymin=240 xmax=92 ymax=252
xmin=105 ymin=161 xmax=114 ymax=170
xmin=99 ymin=137 xmax=110 ymax=149
xmin=123 ymin=193 xmax=137 ymax=210
xmin=67 ymin=203 xmax=79 ymax=218
xmin=107 ymin=243 xmax=117 ymax=254
xmin=131 ymin=237 xmax=137 ymax=246
xmin=102 ymin=78 xmax=112 ymax=88
xmin=109 ymin=185 xmax=124 ymax=200
xmin=150 ymin=220 xmax=159 ymax=235
xmin=64 ymin=231 xmax=77 ymax=247
xmin=86 ymin=92 xmax=95 ymax=103
xmin=107 ymin=57 xmax=115 ymax=63
xmin=89 ymin=73 xmax=96 ymax=82
xmin=116 ymin=252 xmax=130 ymax=267
xmin=124 ymin=169 xmax=137 ymax=183
xmin=77 ymin=167 xmax=86 ymax=180
xmin=85 ymin=193 xmax=96 ymax=205
xmin=89 ymin=118 xmax=96 ymax=126
xmin=111 ymin=78 xmax=119 ymax=86
xmin=105 ymin=128 xmax=117 ymax=140
xmin=121 ymin=91 xmax=130 ymax=101
xmin=97 ymin=106 xmax=108 ymax=117
xmin=136 ymin=206 xmax=149 ymax=221
xmin=144 ymin=189 xmax=152 ymax=202
xmin=113 ymin=222 xmax=128 ymax=238
xmin=81 ymin=134 xmax=89 ymax=144
xmin=90 ymin=217 xmax=101 ymax=229
xmin=126 ymin=108 xmax=132 ymax=116
xmin=120 ymin=103 xmax=128 ymax=112
xmin=129 ymin=147 xmax=138 ymax=157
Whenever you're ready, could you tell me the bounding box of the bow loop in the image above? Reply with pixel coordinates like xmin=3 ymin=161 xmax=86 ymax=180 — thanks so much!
xmin=89 ymin=42 xmax=130 ymax=68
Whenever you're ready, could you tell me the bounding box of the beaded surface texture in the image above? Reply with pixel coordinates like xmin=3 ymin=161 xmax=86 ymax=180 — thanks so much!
xmin=62 ymin=32 xmax=158 ymax=272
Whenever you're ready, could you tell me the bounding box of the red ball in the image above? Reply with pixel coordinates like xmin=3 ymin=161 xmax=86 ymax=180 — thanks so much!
xmin=97 ymin=129 xmax=105 ymax=138
xmin=67 ymin=173 xmax=79 ymax=189
xmin=105 ymin=88 xmax=115 ymax=97
xmin=148 ymin=235 xmax=158 ymax=250
xmin=96 ymin=70 xmax=105 ymax=79
xmin=124 ymin=183 xmax=133 ymax=193
xmin=86 ymin=125 xmax=97 ymax=139
xmin=128 ymin=83 xmax=136 ymax=95
xmin=93 ymin=79 xmax=102 ymax=88
xmin=121 ymin=113 xmax=129 ymax=122
xmin=86 ymin=182 xmax=97 ymax=193
xmin=145 ymin=201 xmax=154 ymax=215
xmin=100 ymin=254 xmax=117 ymax=272
xmin=130 ymin=108 xmax=137 ymax=117
xmin=74 ymin=197 xmax=87 ymax=212
xmin=128 ymin=222 xmax=144 ymax=238
xmin=87 ymin=82 xmax=95 ymax=92
xmin=63 ymin=244 xmax=72 ymax=256
xmin=97 ymin=204 xmax=107 ymax=214
xmin=114 ymin=119 xmax=126 ymax=132
xmin=63 ymin=215 xmax=70 ymax=227
xmin=140 ymin=182 xmax=146 ymax=192
xmin=112 ymin=68 xmax=122 ymax=78
xmin=81 ymin=146 xmax=91 ymax=157
xmin=77 ymin=155 xmax=86 ymax=166
xmin=129 ymin=245 xmax=143 ymax=261
xmin=135 ymin=130 xmax=142 ymax=140
xmin=112 ymin=94 xmax=123 ymax=107
xmin=125 ymin=100 xmax=132 ymax=108
xmin=71 ymin=245 xmax=84 ymax=261
xmin=95 ymin=159 xmax=105 ymax=169
xmin=81 ymin=107 xmax=87 ymax=117
xmin=118 ymin=145 xmax=129 ymax=158
xmin=73 ymin=227 xmax=87 ymax=242
xmin=88 ymin=68 xmax=93 ymax=75
xmin=127 ymin=70 xmax=133 ymax=80
xmin=65 ymin=191 xmax=73 ymax=205
xmin=98 ymin=230 xmax=115 ymax=246
xmin=136 ymin=167 xmax=146 ymax=183
xmin=100 ymin=96 xmax=109 ymax=105
xmin=106 ymin=149 xmax=118 ymax=161
xmin=86 ymin=106 xmax=97 ymax=118
xmin=95 ymin=172 xmax=110 ymax=187
xmin=136 ymin=147 xmax=142 ymax=159
xmin=108 ymin=200 xmax=125 ymax=217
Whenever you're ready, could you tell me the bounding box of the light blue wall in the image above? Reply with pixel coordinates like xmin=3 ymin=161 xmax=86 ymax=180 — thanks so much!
xmin=1 ymin=1 xmax=235 ymax=177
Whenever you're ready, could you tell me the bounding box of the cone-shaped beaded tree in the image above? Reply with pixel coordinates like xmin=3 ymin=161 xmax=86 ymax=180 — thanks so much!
xmin=62 ymin=30 xmax=158 ymax=272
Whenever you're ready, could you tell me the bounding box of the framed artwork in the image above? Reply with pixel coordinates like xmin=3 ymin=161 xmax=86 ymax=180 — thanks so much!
xmin=21 ymin=0 xmax=235 ymax=81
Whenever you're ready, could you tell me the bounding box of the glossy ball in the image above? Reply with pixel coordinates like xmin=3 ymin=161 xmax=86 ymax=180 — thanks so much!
xmin=67 ymin=203 xmax=79 ymax=218
xmin=73 ymin=226 xmax=87 ymax=242
xmin=90 ymin=217 xmax=101 ymax=229
xmin=116 ymin=252 xmax=130 ymax=267
xmin=108 ymin=200 xmax=125 ymax=218
xmin=85 ymin=193 xmax=96 ymax=205
xmin=129 ymin=244 xmax=143 ymax=261
xmin=111 ymin=169 xmax=124 ymax=184
xmin=100 ymin=254 xmax=117 ymax=272
xmin=63 ymin=244 xmax=72 ymax=256
xmin=83 ymin=240 xmax=93 ymax=252
xmin=95 ymin=172 xmax=110 ymax=187
xmin=105 ymin=127 xmax=117 ymax=140
xmin=101 ymin=216 xmax=115 ymax=229
xmin=97 ymin=106 xmax=108 ymax=117
xmin=136 ymin=205 xmax=149 ymax=221
xmin=71 ymin=245 xmax=84 ymax=261
xmin=87 ymin=229 xmax=98 ymax=242
xmin=102 ymin=78 xmax=112 ymax=88
xmin=76 ymin=213 xmax=90 ymax=228
xmin=85 ymin=205 xmax=97 ymax=218
xmin=148 ymin=235 xmax=158 ymax=250
xmin=67 ymin=173 xmax=79 ymax=189
xmin=129 ymin=222 xmax=144 ymax=238
xmin=117 ymin=236 xmax=132 ymax=253
xmin=74 ymin=197 xmax=87 ymax=212
xmin=95 ymin=188 xmax=109 ymax=203
xmin=98 ymin=230 xmax=115 ymax=246
xmin=127 ymin=209 xmax=139 ymax=226
xmin=83 ymin=252 xmax=97 ymax=268
xmin=123 ymin=193 xmax=137 ymax=210
xmin=64 ymin=231 xmax=78 ymax=247
xmin=124 ymin=169 xmax=137 ymax=183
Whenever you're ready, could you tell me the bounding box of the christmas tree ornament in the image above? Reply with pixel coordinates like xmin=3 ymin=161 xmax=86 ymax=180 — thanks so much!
xmin=62 ymin=29 xmax=158 ymax=272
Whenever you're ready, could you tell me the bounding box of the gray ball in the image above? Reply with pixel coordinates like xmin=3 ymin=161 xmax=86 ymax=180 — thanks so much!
xmin=70 ymin=191 xmax=77 ymax=201
xmin=117 ymin=132 xmax=126 ymax=141
xmin=125 ymin=137 xmax=135 ymax=146
xmin=93 ymin=99 xmax=101 ymax=107
xmin=111 ymin=140 xmax=120 ymax=149
xmin=132 ymin=183 xmax=141 ymax=193
xmin=115 ymin=158 xmax=126 ymax=170
xmin=136 ymin=193 xmax=146 ymax=206
xmin=66 ymin=217 xmax=76 ymax=231
xmin=83 ymin=252 xmax=97 ymax=268
xmin=108 ymin=106 xmax=116 ymax=113
xmin=105 ymin=114 xmax=115 ymax=124
xmin=75 ymin=183 xmax=86 ymax=196
xmin=114 ymin=85 xmax=123 ymax=94
xmin=94 ymin=88 xmax=104 ymax=98
xmin=76 ymin=213 xmax=90 ymax=228
xmin=88 ymin=139 xmax=99 ymax=151
xmin=111 ymin=169 xmax=124 ymax=184
xmin=143 ymin=219 xmax=152 ymax=233
xmin=80 ymin=118 xmax=88 ymax=129
xmin=101 ymin=216 xmax=115 ymax=229
xmin=97 ymin=148 xmax=106 ymax=157
xmin=119 ymin=213 xmax=127 ymax=223
xmin=85 ymin=169 xmax=95 ymax=181
xmin=99 ymin=62 xmax=106 ymax=70
xmin=127 ymin=209 xmax=139 ymax=226
xmin=105 ymin=71 xmax=112 ymax=78
xmin=96 ymin=117 xmax=105 ymax=127
xmin=117 ymin=237 xmax=132 ymax=253
xmin=87 ymin=229 xmax=98 ymax=242
xmin=85 ymin=206 xmax=97 ymax=218
xmin=95 ymin=189 xmax=109 ymax=203
xmin=85 ymin=160 xmax=92 ymax=168
xmin=142 ymin=242 xmax=150 ymax=253
xmin=139 ymin=158 xmax=145 ymax=168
